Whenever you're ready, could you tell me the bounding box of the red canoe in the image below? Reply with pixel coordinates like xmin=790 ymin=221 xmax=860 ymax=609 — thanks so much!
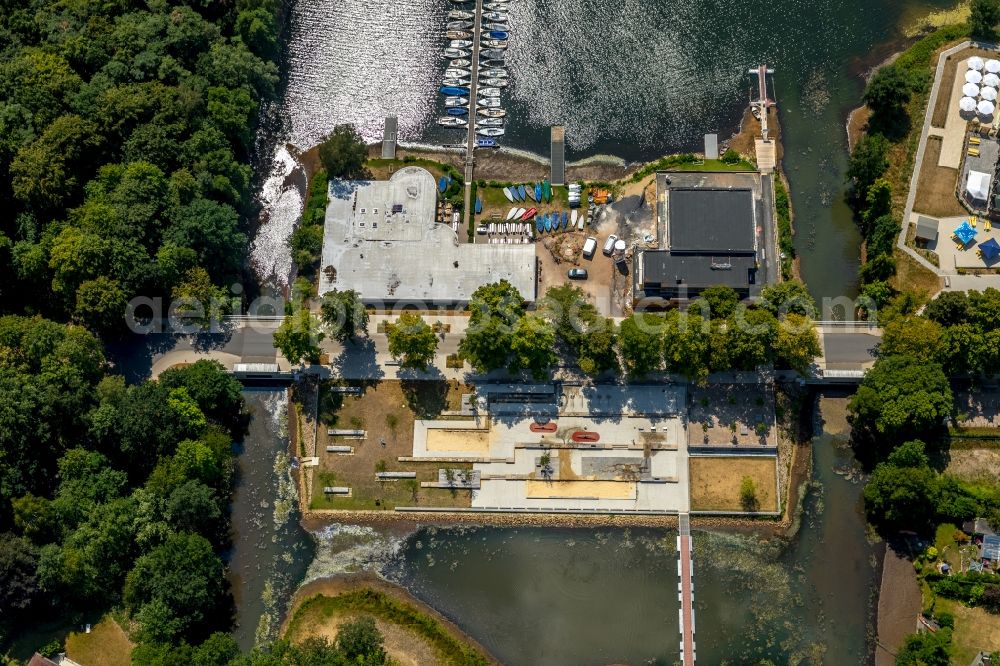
xmin=521 ymin=207 xmax=537 ymax=221
xmin=571 ymin=431 xmax=600 ymax=443
xmin=529 ymin=421 xmax=557 ymax=433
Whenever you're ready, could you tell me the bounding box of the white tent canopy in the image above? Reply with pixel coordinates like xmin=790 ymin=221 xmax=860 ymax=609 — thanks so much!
xmin=980 ymin=99 xmax=996 ymax=115
xmin=961 ymin=96 xmax=978 ymax=112
xmin=983 ymin=86 xmax=998 ymax=101
xmin=985 ymin=73 xmax=1000 ymax=88
xmin=988 ymin=59 xmax=1000 ymax=73
xmin=970 ymin=56 xmax=986 ymax=71
xmin=968 ymin=171 xmax=992 ymax=200
xmin=964 ymin=82 xmax=982 ymax=98
xmin=967 ymin=69 xmax=984 ymax=84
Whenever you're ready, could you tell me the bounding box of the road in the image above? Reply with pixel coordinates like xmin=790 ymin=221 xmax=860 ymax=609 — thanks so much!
xmin=760 ymin=173 xmax=778 ymax=289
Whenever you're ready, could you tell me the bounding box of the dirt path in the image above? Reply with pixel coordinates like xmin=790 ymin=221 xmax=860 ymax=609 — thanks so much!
xmin=874 ymin=544 xmax=921 ymax=666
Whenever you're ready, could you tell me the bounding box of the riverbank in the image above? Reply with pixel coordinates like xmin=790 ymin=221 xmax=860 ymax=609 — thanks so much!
xmin=281 ymin=573 xmax=499 ymax=666
xmin=874 ymin=544 xmax=921 ymax=666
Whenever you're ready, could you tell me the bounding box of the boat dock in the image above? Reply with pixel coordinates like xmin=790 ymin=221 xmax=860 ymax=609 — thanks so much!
xmin=461 ymin=0 xmax=485 ymax=225
xmin=382 ymin=115 xmax=397 ymax=159
xmin=750 ymin=64 xmax=777 ymax=173
xmin=551 ymin=126 xmax=565 ymax=186
xmin=677 ymin=512 xmax=696 ymax=665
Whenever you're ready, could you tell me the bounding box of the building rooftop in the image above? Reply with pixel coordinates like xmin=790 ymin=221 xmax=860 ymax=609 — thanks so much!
xmin=984 ymin=534 xmax=1000 ymax=561
xmin=915 ymin=215 xmax=939 ymax=241
xmin=667 ymin=188 xmax=755 ymax=254
xmin=319 ymin=167 xmax=536 ymax=305
xmin=637 ymin=251 xmax=759 ymax=299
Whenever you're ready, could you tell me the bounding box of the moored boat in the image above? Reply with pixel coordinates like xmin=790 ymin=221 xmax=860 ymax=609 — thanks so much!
xmin=447 ymin=20 xmax=473 ymax=29
xmin=489 ymin=31 xmax=509 ymax=39
xmin=484 ymin=22 xmax=509 ymax=30
xmin=437 ymin=117 xmax=468 ymax=127
xmin=444 ymin=96 xmax=469 ymax=106
xmin=446 ymin=107 xmax=468 ymax=116
xmin=480 ymin=49 xmax=505 ymax=59
xmin=483 ymin=39 xmax=508 ymax=48
xmin=446 ymin=30 xmax=471 ymax=39
xmin=484 ymin=2 xmax=509 ymax=9
xmin=448 ymin=39 xmax=472 ymax=49
xmin=447 ymin=9 xmax=473 ymax=19
xmin=478 ymin=107 xmax=506 ymax=118
xmin=443 ymin=48 xmax=469 ymax=58
xmin=449 ymin=58 xmax=471 ymax=68
xmin=476 ymin=137 xmax=498 ymax=147
xmin=477 ymin=97 xmax=501 ymax=107
xmin=444 ymin=68 xmax=470 ymax=79
xmin=480 ymin=68 xmax=508 ymax=78
xmin=442 ymin=78 xmax=470 ymax=87
xmin=480 ymin=78 xmax=508 ymax=87
xmin=439 ymin=85 xmax=469 ymax=96
xmin=478 ymin=87 xmax=501 ymax=97
xmin=483 ymin=11 xmax=507 ymax=21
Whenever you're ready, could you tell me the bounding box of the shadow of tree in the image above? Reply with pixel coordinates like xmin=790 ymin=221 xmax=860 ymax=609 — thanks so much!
xmin=400 ymin=377 xmax=449 ymax=419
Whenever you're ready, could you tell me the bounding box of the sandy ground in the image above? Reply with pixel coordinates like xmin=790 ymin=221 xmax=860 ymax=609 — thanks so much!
xmin=282 ymin=574 xmax=501 ymax=666
xmin=913 ymin=136 xmax=965 ymax=217
xmin=688 ymin=456 xmax=778 ymax=512
xmin=524 ymin=479 xmax=637 ymax=499
xmin=874 ymin=545 xmax=922 ymax=666
xmin=425 ymin=428 xmax=490 ymax=453
xmin=946 ymin=447 xmax=1000 ymax=484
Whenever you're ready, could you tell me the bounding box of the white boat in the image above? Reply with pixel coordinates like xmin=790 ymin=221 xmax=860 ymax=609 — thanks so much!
xmin=480 ymin=68 xmax=508 ymax=78
xmin=514 ymin=207 xmax=525 ymax=220
xmin=445 ymin=97 xmax=469 ymax=107
xmin=484 ymin=22 xmax=509 ymax=30
xmin=477 ymin=107 xmax=506 ymax=118
xmin=443 ymin=48 xmax=469 ymax=58
xmin=478 ymin=87 xmax=502 ymax=97
xmin=477 ymin=127 xmax=505 ymax=137
xmin=480 ymin=49 xmax=505 ymax=59
xmin=448 ymin=9 xmax=473 ymax=19
xmin=478 ymin=117 xmax=504 ymax=127
xmin=444 ymin=68 xmax=470 ymax=78
xmin=447 ymin=20 xmax=473 ymax=29
xmin=506 ymin=208 xmax=517 ymax=220
xmin=503 ymin=187 xmax=514 ymax=202
xmin=484 ymin=2 xmax=509 ymax=9
xmin=449 ymin=39 xmax=472 ymax=49
xmin=442 ymin=78 xmax=470 ymax=87
xmin=449 ymin=58 xmax=472 ymax=68
xmin=480 ymin=78 xmax=508 ymax=87
xmin=483 ymin=11 xmax=507 ymax=21
xmin=483 ymin=39 xmax=508 ymax=48
xmin=477 ymin=97 xmax=501 ymax=108
xmin=438 ymin=117 xmax=468 ymax=127
xmin=446 ymin=30 xmax=471 ymax=39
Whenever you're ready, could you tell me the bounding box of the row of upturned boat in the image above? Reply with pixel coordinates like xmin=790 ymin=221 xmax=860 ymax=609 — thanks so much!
xmin=502 ymin=181 xmax=551 ymax=203
xmin=437 ymin=0 xmax=510 ymax=138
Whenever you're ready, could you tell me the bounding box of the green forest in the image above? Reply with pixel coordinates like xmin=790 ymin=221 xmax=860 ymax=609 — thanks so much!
xmin=0 ymin=0 xmax=287 ymax=661
xmin=0 ymin=0 xmax=281 ymax=333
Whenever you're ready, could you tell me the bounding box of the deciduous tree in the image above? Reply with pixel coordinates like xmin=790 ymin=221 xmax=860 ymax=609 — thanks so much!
xmin=387 ymin=312 xmax=438 ymax=370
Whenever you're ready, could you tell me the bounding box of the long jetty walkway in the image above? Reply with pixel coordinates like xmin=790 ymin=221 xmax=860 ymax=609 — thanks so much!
xmin=461 ymin=0 xmax=484 ymax=222
xmin=677 ymin=512 xmax=696 ymax=665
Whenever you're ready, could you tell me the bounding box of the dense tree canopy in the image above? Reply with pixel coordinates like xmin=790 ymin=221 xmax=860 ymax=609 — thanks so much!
xmin=318 ymin=124 xmax=368 ymax=179
xmin=459 ymin=280 xmax=525 ymax=373
xmin=320 ymin=289 xmax=369 ymax=343
xmin=387 ymin=312 xmax=438 ymax=370
xmin=0 ymin=0 xmax=282 ymax=330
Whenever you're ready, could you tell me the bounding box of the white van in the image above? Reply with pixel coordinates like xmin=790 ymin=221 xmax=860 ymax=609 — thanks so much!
xmin=602 ymin=234 xmax=618 ymax=256
xmin=582 ymin=236 xmax=597 ymax=259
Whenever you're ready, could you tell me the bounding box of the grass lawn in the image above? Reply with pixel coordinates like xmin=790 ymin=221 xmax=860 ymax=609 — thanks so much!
xmin=366 ymin=158 xmax=461 ymax=182
xmin=672 ymin=158 xmax=756 ymax=172
xmin=912 ymin=137 xmax=964 ymax=218
xmin=892 ymin=247 xmax=943 ymax=295
xmin=689 ymin=456 xmax=778 ymax=512
xmin=311 ymin=379 xmax=475 ymax=511
xmin=286 ymin=590 xmax=491 ymax=666
xmin=65 ymin=617 xmax=133 ymax=666
xmin=932 ymin=596 xmax=1000 ymax=664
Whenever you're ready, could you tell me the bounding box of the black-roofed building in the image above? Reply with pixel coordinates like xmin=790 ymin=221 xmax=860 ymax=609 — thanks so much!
xmin=634 ymin=174 xmax=767 ymax=306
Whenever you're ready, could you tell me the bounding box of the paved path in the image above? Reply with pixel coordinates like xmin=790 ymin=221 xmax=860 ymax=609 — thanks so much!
xmin=678 ymin=512 xmax=695 ymax=666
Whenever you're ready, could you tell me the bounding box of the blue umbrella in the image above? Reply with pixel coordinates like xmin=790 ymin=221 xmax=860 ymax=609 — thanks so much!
xmin=980 ymin=237 xmax=1000 ymax=260
xmin=955 ymin=220 xmax=978 ymax=245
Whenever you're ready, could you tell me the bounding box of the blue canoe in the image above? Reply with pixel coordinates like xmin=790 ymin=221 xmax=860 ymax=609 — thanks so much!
xmin=475 ymin=197 xmax=482 ymax=214
xmin=511 ymin=185 xmax=521 ymax=202
xmin=561 ymin=211 xmax=568 ymax=229
xmin=438 ymin=176 xmax=447 ymax=193
xmin=440 ymin=85 xmax=470 ymax=96
xmin=447 ymin=107 xmax=468 ymax=116
xmin=489 ymin=31 xmax=508 ymax=39
xmin=518 ymin=184 xmax=527 ymax=200
xmin=535 ymin=216 xmax=543 ymax=233
xmin=544 ymin=214 xmax=552 ymax=232
xmin=534 ymin=183 xmax=542 ymax=201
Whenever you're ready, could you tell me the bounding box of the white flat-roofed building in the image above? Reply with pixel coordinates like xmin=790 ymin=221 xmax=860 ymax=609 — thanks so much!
xmin=319 ymin=167 xmax=536 ymax=306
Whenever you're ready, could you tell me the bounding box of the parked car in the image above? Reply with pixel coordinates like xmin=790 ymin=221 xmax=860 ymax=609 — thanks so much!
xmin=567 ymin=268 xmax=588 ymax=280
xmin=602 ymin=234 xmax=618 ymax=255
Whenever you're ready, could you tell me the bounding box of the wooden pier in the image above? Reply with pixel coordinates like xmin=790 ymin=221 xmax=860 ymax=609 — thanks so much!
xmin=462 ymin=0 xmax=485 ymax=230
xmin=678 ymin=512 xmax=696 ymax=665
xmin=382 ymin=115 xmax=397 ymax=159
xmin=551 ymin=126 xmax=566 ymax=185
